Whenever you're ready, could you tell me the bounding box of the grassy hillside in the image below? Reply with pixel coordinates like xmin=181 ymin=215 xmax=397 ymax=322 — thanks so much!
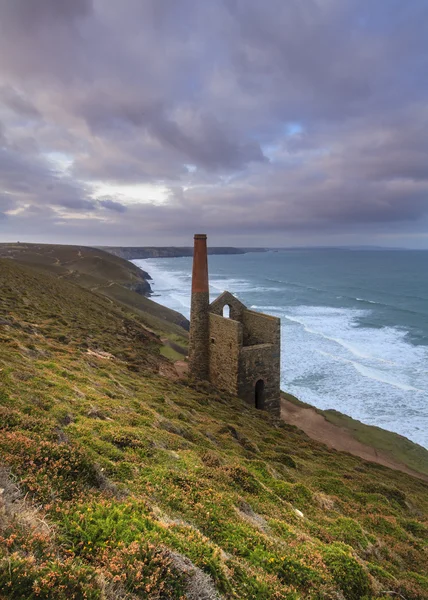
xmin=323 ymin=411 xmax=428 ymax=479
xmin=0 ymin=243 xmax=189 ymax=352
xmin=1 ymin=258 xmax=428 ymax=599
xmin=282 ymin=393 xmax=428 ymax=480
xmin=0 ymin=243 xmax=153 ymax=294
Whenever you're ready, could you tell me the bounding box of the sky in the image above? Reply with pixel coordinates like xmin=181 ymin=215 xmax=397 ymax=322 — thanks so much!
xmin=0 ymin=0 xmax=428 ymax=248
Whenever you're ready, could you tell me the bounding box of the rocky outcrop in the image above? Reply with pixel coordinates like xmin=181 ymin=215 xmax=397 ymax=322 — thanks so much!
xmin=124 ymin=279 xmax=152 ymax=297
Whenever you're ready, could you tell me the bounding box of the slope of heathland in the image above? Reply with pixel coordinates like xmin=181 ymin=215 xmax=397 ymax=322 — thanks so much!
xmin=0 ymin=243 xmax=189 ymax=348
xmin=0 ymin=258 xmax=428 ymax=599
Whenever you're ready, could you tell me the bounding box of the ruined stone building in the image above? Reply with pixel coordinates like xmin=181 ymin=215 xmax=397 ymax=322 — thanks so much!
xmin=189 ymin=234 xmax=281 ymax=415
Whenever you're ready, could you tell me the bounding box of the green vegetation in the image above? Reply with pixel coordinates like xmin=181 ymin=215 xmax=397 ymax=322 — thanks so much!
xmin=322 ymin=544 xmax=371 ymax=600
xmin=323 ymin=410 xmax=428 ymax=478
xmin=282 ymin=392 xmax=428 ymax=478
xmin=1 ymin=255 xmax=428 ymax=599
xmin=0 ymin=243 xmax=189 ymax=351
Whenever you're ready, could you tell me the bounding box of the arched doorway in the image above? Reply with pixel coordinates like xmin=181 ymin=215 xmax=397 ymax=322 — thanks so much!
xmin=255 ymin=379 xmax=265 ymax=410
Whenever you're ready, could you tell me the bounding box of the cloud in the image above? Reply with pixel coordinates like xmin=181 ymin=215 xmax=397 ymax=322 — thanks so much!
xmin=0 ymin=86 xmax=41 ymax=118
xmin=98 ymin=198 xmax=127 ymax=213
xmin=0 ymin=0 xmax=427 ymax=246
xmin=0 ymin=0 xmax=92 ymax=24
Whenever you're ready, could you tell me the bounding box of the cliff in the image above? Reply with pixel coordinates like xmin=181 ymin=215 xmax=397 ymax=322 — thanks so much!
xmin=97 ymin=246 xmax=250 ymax=260
xmin=1 ymin=255 xmax=427 ymax=599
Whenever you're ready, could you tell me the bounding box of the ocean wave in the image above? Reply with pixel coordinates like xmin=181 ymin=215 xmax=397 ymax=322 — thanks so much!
xmin=283 ymin=306 xmax=428 ymax=368
xmin=250 ymin=305 xmax=283 ymax=311
xmin=265 ymin=277 xmax=327 ymax=294
xmin=265 ymin=273 xmax=427 ymax=316
xmin=318 ymin=350 xmax=424 ymax=392
xmin=346 ymin=284 xmax=428 ymax=304
xmin=283 ymin=311 xmax=373 ymax=358
xmin=210 ymin=278 xmax=279 ymax=294
xmin=351 ymin=296 xmax=427 ymax=317
xmin=352 ymin=362 xmax=425 ymax=393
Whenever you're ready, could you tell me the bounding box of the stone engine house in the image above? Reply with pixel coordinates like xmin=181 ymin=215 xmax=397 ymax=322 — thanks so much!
xmin=189 ymin=234 xmax=281 ymax=415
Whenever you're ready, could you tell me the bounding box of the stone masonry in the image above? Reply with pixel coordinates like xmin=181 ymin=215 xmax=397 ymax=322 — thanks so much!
xmin=189 ymin=234 xmax=281 ymax=416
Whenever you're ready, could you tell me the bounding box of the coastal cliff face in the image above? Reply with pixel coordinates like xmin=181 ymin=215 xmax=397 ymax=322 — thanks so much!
xmin=98 ymin=246 xmax=248 ymax=260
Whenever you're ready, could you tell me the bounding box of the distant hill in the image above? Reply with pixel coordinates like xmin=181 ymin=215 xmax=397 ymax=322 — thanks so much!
xmin=0 ymin=243 xmax=189 ymax=347
xmin=98 ymin=245 xmax=252 ymax=260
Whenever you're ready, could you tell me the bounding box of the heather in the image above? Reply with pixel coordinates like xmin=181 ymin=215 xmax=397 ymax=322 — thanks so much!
xmin=1 ymin=257 xmax=427 ymax=599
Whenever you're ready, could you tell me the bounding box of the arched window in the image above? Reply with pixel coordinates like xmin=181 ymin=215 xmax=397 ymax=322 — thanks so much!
xmin=255 ymin=379 xmax=265 ymax=410
xmin=222 ymin=304 xmax=231 ymax=318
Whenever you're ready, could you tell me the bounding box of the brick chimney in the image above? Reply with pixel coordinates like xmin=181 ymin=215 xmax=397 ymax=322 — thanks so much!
xmin=189 ymin=234 xmax=209 ymax=379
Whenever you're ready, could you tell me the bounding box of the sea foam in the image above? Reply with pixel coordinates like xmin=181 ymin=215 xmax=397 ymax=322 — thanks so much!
xmin=134 ymin=256 xmax=428 ymax=448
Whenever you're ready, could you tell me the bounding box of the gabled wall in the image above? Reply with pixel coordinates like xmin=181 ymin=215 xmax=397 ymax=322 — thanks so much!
xmin=209 ymin=291 xmax=246 ymax=322
xmin=207 ymin=292 xmax=281 ymax=416
xmin=208 ymin=313 xmax=242 ymax=395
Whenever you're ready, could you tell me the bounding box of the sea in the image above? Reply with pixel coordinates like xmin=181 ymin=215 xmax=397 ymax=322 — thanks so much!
xmin=133 ymin=250 xmax=428 ymax=449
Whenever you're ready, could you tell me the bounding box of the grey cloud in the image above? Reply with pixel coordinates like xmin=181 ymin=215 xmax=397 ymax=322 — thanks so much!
xmin=0 ymin=144 xmax=96 ymax=213
xmin=57 ymin=197 xmax=97 ymax=211
xmin=0 ymin=0 xmax=427 ymax=246
xmin=98 ymin=198 xmax=127 ymax=213
xmin=0 ymin=86 xmax=41 ymax=118
xmin=73 ymin=93 xmax=265 ymax=171
xmin=0 ymin=193 xmax=16 ymax=213
xmin=0 ymin=0 xmax=92 ymax=25
xmin=148 ymin=111 xmax=266 ymax=170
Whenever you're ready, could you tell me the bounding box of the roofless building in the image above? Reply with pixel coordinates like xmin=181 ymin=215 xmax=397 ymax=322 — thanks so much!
xmin=189 ymin=234 xmax=281 ymax=415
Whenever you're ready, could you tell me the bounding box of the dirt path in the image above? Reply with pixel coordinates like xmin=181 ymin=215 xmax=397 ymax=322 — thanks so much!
xmin=281 ymin=398 xmax=428 ymax=481
xmin=90 ymin=280 xmax=115 ymax=292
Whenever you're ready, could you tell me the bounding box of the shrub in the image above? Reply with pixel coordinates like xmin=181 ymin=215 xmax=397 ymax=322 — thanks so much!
xmin=222 ymin=466 xmax=261 ymax=494
xmin=316 ymin=476 xmax=353 ymax=498
xmin=97 ymin=542 xmax=186 ymax=598
xmin=363 ymin=484 xmax=407 ymax=507
xmin=59 ymin=499 xmax=155 ymax=552
xmin=322 ymin=543 xmax=371 ymax=600
xmin=0 ymin=551 xmax=100 ymax=600
xmin=270 ymin=481 xmax=313 ymax=508
xmin=329 ymin=517 xmax=369 ymax=550
xmin=0 ymin=432 xmax=101 ymax=503
xmin=277 ymin=555 xmax=323 ymax=588
xmin=401 ymin=519 xmax=427 ymax=539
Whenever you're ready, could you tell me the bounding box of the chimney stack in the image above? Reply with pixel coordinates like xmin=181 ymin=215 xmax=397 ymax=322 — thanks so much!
xmin=189 ymin=234 xmax=209 ymax=379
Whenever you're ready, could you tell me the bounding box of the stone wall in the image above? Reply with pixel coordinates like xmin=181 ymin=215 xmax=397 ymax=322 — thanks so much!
xmin=206 ymin=295 xmax=281 ymax=416
xmin=238 ymin=343 xmax=281 ymax=415
xmin=209 ymin=292 xmax=246 ymax=322
xmin=208 ymin=313 xmax=242 ymax=395
xmin=242 ymin=310 xmax=280 ymax=347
